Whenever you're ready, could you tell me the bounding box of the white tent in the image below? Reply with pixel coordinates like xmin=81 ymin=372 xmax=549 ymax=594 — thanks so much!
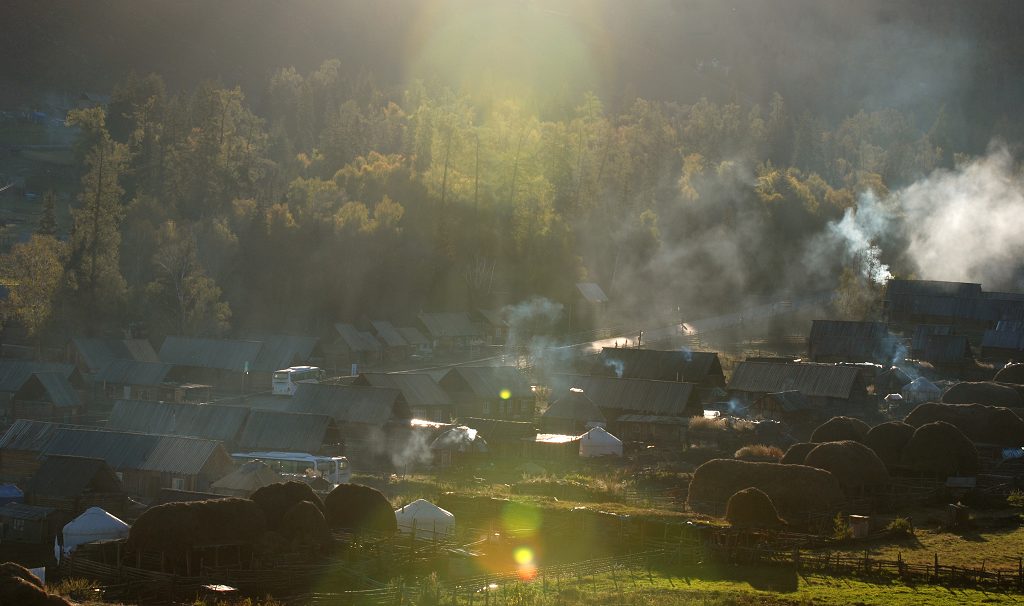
xmin=901 ymin=377 xmax=942 ymax=404
xmin=395 ymin=499 xmax=454 ymax=539
xmin=60 ymin=507 xmax=130 ymax=559
xmin=579 ymin=427 xmax=623 ymax=458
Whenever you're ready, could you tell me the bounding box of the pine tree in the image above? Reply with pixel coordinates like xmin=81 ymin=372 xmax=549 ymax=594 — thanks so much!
xmin=36 ymin=190 xmax=58 ymax=237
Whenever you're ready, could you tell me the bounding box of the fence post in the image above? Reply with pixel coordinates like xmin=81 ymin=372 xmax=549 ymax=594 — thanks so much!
xmin=1018 ymin=557 xmax=1022 ymax=590
xmin=934 ymin=553 xmax=939 ymax=581
xmin=793 ymin=548 xmax=800 ymax=573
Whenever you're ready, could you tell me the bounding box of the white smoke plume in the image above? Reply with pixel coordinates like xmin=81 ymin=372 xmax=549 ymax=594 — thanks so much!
xmin=898 ymin=145 xmax=1024 ymax=290
xmin=826 ymin=191 xmax=894 ymax=285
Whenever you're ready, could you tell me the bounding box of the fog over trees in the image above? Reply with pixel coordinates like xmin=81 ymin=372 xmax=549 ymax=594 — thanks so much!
xmin=3 ymin=0 xmax=1023 ymax=343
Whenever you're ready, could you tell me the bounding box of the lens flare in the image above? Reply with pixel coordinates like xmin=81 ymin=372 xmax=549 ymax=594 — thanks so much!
xmin=499 ymin=388 xmax=511 ymax=400
xmin=513 ymin=546 xmax=533 ymax=565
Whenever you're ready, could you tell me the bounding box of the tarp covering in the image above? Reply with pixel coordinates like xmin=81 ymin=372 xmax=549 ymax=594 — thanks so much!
xmin=579 ymin=427 xmax=623 ymax=458
xmin=395 ymin=499 xmax=454 ymax=539
xmin=0 ymin=483 xmax=24 ymax=506
xmin=61 ymin=507 xmax=130 ymax=558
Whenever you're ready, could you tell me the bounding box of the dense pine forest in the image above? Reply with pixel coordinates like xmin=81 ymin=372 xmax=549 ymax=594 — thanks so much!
xmin=3 ymin=0 xmax=1024 ymax=346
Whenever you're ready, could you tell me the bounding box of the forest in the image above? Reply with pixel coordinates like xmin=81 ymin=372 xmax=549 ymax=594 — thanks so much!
xmin=3 ymin=0 xmax=1023 ymax=346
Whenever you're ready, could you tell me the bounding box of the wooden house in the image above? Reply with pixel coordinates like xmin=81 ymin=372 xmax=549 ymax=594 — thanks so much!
xmin=0 ymin=361 xmax=84 ymax=421
xmin=460 ymin=417 xmax=536 ymax=459
xmin=9 ymin=372 xmax=82 ymax=423
xmin=354 ymin=372 xmax=453 ymax=422
xmin=158 ymin=335 xmax=320 ymax=392
xmin=613 ymin=414 xmax=687 ymax=444
xmin=540 ymin=388 xmax=605 ymax=435
xmin=370 ymin=320 xmax=410 ymax=360
xmin=807 ymin=320 xmax=902 ymax=364
xmin=67 ymin=337 xmax=159 ymax=377
xmin=571 ymin=282 xmax=609 ymax=332
xmin=25 ymin=455 xmax=125 ymax=518
xmin=0 ymin=503 xmax=61 ymax=544
xmin=594 ymin=348 xmax=726 ymax=388
xmin=981 ymin=322 xmax=1024 ymax=363
xmin=396 ymin=326 xmax=431 ymax=356
xmin=417 ymin=312 xmax=481 ymax=351
xmin=475 ymin=309 xmax=509 ymax=345
xmin=550 ymin=374 xmax=701 ymax=423
xmin=749 ymin=391 xmax=814 ymax=423
xmin=438 ymin=366 xmax=534 ymax=420
xmin=917 ymin=334 xmax=973 ymax=376
xmin=728 ymin=361 xmax=871 ymax=414
xmin=236 ymin=410 xmax=341 ymax=455
xmin=884 ymin=280 xmax=984 ymax=327
xmin=327 ymin=323 xmax=383 ymax=372
xmin=93 ymin=359 xmax=209 ymax=403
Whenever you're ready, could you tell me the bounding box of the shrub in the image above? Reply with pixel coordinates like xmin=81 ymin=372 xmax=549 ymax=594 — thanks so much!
xmin=833 ymin=513 xmax=853 ymax=541
xmin=733 ymin=444 xmax=784 ymax=462
xmin=886 ymin=517 xmax=914 ymax=537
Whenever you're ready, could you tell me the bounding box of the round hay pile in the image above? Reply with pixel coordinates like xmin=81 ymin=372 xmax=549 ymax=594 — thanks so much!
xmin=0 ymin=562 xmax=72 ymax=606
xmin=127 ymin=498 xmax=266 ymax=554
xmin=725 ymin=487 xmax=784 ymax=529
xmin=686 ymin=459 xmax=845 ymax=523
xmin=779 ymin=442 xmax=817 ymax=465
xmin=281 ymin=500 xmax=329 ymax=545
xmin=803 ymin=441 xmax=889 ymax=492
xmin=994 ymin=363 xmax=1024 ymax=385
xmin=941 ymin=382 xmax=1023 ymax=407
xmin=864 ymin=421 xmax=915 ymax=469
xmin=733 ymin=444 xmax=784 ymax=462
xmin=251 ymin=481 xmax=326 ymax=531
xmin=324 ymin=483 xmax=397 ymax=534
xmin=901 ymin=421 xmax=979 ymax=477
xmin=810 ymin=416 xmax=870 ymax=443
xmin=904 ymin=402 xmax=1024 ymax=446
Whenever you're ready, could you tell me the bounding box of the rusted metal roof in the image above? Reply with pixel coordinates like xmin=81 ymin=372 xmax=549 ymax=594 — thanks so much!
xmin=728 ymin=362 xmax=862 ymax=399
xmin=550 ymin=374 xmax=697 ymax=416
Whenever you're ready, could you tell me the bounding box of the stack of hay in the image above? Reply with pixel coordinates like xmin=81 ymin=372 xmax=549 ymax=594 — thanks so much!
xmin=325 ymin=484 xmax=397 ymax=534
xmin=802 ymin=440 xmax=889 ymax=494
xmin=941 ymin=382 xmax=1023 ymax=408
xmin=901 ymin=421 xmax=979 ymax=477
xmin=725 ymin=487 xmax=784 ymax=529
xmin=810 ymin=416 xmax=871 ymax=443
xmin=0 ymin=562 xmax=71 ymax=605
xmin=780 ymin=442 xmax=817 ymax=465
xmin=251 ymin=481 xmax=328 ymax=546
xmin=994 ymin=363 xmax=1024 ymax=385
xmin=687 ymin=459 xmax=845 ymax=523
xmin=864 ymin=421 xmax=915 ymax=470
xmin=905 ymin=402 xmax=1024 ymax=446
xmin=127 ymin=498 xmax=266 ymax=555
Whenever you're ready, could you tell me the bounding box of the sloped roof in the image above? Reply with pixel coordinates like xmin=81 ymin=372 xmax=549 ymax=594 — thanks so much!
xmin=551 ymin=374 xmax=697 ymax=416
xmin=477 ymin=309 xmax=508 ymax=328
xmin=0 ymin=361 xmax=76 ymax=393
xmin=159 ymin=336 xmax=263 ymax=372
xmin=238 ymin=410 xmax=335 ymax=452
xmin=22 ymin=372 xmax=81 ymax=408
xmin=808 ymin=320 xmax=901 ymax=362
xmin=12 ymin=424 xmax=231 ymax=475
xmin=285 ymin=383 xmax=411 ymax=425
xmin=107 ymin=400 xmax=249 ymax=442
xmin=982 ymin=328 xmax=1024 ymax=351
xmin=441 ymin=366 xmax=532 ymax=399
xmin=370 ymin=320 xmax=408 ymax=348
xmin=334 ymin=323 xmax=382 ymax=353
xmin=543 ymin=389 xmax=606 ymax=423
xmin=417 ymin=312 xmax=481 ymax=338
xmin=211 ymin=460 xmax=282 ymax=494
xmin=25 ymin=455 xmax=121 ymax=498
xmin=396 ymin=326 xmax=429 ymax=346
xmin=252 ymin=335 xmax=319 ymax=372
xmin=576 ymin=282 xmax=609 ymax=304
xmin=596 ymin=348 xmax=723 ymax=383
xmin=885 ymin=279 xmax=982 ymax=298
xmin=460 ymin=417 xmax=536 ymax=440
xmin=0 ymin=503 xmax=57 ymax=521
xmin=728 ymin=362 xmax=862 ymax=399
xmin=356 ymin=373 xmax=452 ymax=407
xmin=94 ymin=359 xmax=174 ymax=385
xmin=71 ymin=337 xmax=159 ymax=373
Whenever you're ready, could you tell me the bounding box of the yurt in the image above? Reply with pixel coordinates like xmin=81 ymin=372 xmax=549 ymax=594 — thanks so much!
xmin=211 ymin=460 xmax=284 ymax=497
xmin=60 ymin=507 xmax=130 ymax=559
xmin=579 ymin=427 xmax=623 ymax=458
xmin=395 ymin=499 xmax=455 ymax=539
xmin=901 ymin=377 xmax=941 ymax=404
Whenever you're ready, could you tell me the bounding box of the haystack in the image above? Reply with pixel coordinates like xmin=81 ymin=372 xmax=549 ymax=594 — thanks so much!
xmin=941 ymin=382 xmax=1023 ymax=408
xmin=281 ymin=500 xmax=329 ymax=545
xmin=734 ymin=444 xmax=784 ymax=462
xmin=779 ymin=442 xmax=816 ymax=465
xmin=127 ymin=498 xmax=266 ymax=554
xmin=250 ymin=481 xmax=326 ymax=531
xmin=803 ymin=441 xmax=889 ymax=492
xmin=864 ymin=421 xmax=914 ymax=469
xmin=901 ymin=421 xmax=979 ymax=477
xmin=324 ymin=484 xmax=397 ymax=534
xmin=994 ymin=363 xmax=1024 ymax=385
xmin=810 ymin=416 xmax=870 ymax=443
xmin=904 ymin=402 xmax=1024 ymax=446
xmin=687 ymin=459 xmax=845 ymax=523
xmin=725 ymin=487 xmax=785 ymax=529
xmin=0 ymin=562 xmax=71 ymax=606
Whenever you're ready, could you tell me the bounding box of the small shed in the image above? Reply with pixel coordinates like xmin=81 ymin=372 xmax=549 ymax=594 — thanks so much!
xmin=579 ymin=427 xmax=623 ymax=458
xmin=750 ymin=390 xmax=812 ymax=422
xmin=901 ymin=377 xmax=942 ymax=404
xmin=395 ymin=499 xmax=454 ymax=539
xmin=429 ymin=426 xmax=487 ymax=468
xmin=59 ymin=507 xmax=130 ymax=559
xmin=541 ymin=388 xmax=606 ymax=435
xmin=0 ymin=503 xmax=60 ymax=543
